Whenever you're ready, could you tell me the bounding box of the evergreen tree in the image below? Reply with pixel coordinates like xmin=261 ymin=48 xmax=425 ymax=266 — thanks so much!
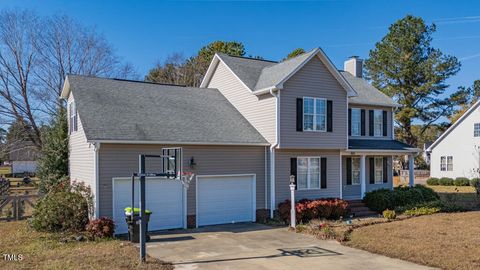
xmin=365 ymin=15 xmax=462 ymax=147
xmin=37 ymin=107 xmax=69 ymax=193
xmin=284 ymin=48 xmax=306 ymax=60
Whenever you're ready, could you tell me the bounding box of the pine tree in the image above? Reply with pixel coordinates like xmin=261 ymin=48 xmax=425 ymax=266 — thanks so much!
xmin=37 ymin=107 xmax=69 ymax=193
xmin=365 ymin=15 xmax=462 ymax=147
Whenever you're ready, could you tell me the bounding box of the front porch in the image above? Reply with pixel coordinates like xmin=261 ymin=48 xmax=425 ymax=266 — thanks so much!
xmin=341 ymin=139 xmax=420 ymax=200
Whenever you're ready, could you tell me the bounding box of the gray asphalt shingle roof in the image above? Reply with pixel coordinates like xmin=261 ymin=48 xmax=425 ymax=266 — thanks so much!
xmin=217 ymin=49 xmax=398 ymax=107
xmin=340 ymin=71 xmax=399 ymax=107
xmin=67 ymin=75 xmax=268 ymax=145
xmin=349 ymin=139 xmax=416 ymax=151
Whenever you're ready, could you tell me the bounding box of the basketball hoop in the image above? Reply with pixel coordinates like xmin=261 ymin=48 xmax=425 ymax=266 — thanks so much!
xmin=181 ymin=171 xmax=195 ymax=188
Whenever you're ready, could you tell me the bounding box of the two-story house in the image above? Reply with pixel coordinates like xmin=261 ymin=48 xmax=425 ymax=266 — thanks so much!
xmin=61 ymin=48 xmax=418 ymax=234
xmin=427 ymin=100 xmax=480 ymax=179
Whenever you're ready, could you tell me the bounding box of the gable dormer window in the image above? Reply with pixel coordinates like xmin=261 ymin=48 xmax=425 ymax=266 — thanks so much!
xmin=69 ymin=101 xmax=78 ymax=134
xmin=303 ymin=97 xmax=326 ymax=132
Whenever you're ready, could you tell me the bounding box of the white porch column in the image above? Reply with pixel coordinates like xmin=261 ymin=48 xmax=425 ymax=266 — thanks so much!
xmin=360 ymin=155 xmax=366 ymax=198
xmin=408 ymin=154 xmax=415 ymax=187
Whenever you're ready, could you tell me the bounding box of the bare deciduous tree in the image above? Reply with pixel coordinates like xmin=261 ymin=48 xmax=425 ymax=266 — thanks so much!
xmin=0 ymin=10 xmax=137 ymax=152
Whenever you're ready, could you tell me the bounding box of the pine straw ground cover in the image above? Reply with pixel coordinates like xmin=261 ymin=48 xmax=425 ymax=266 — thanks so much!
xmin=0 ymin=221 xmax=173 ymax=270
xmin=345 ymin=212 xmax=480 ymax=270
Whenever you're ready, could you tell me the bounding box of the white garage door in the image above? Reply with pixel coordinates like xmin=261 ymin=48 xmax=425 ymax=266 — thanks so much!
xmin=197 ymin=174 xmax=256 ymax=227
xmin=113 ymin=177 xmax=184 ymax=234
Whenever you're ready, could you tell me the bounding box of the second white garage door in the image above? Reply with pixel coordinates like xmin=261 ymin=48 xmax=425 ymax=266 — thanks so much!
xmin=196 ymin=174 xmax=256 ymax=227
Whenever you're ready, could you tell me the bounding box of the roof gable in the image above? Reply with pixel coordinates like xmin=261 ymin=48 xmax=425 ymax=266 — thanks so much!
xmin=201 ymin=48 xmax=357 ymax=97
xmin=427 ymin=100 xmax=480 ymax=151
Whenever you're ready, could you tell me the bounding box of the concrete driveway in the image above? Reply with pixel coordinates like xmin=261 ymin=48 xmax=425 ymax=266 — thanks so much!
xmin=146 ymin=223 xmax=436 ymax=270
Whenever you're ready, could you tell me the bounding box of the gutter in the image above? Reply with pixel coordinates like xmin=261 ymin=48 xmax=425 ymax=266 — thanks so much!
xmin=269 ymin=88 xmax=280 ymax=218
xmin=93 ymin=142 xmax=101 ymax=218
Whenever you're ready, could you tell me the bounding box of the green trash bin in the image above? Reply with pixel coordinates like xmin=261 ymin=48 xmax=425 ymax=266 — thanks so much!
xmin=124 ymin=207 xmax=152 ymax=243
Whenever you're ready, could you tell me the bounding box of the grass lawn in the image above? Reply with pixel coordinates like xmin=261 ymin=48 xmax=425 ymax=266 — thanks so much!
xmin=0 ymin=221 xmax=173 ymax=270
xmin=428 ymin=185 xmax=479 ymax=210
xmin=346 ymin=212 xmax=480 ymax=270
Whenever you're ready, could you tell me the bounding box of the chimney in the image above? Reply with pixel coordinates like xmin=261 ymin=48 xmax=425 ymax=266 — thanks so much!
xmin=344 ymin=56 xmax=363 ymax=78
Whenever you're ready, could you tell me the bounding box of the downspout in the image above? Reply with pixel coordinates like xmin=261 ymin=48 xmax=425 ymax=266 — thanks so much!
xmin=93 ymin=142 xmax=101 ymax=218
xmin=264 ymin=146 xmax=268 ymax=210
xmin=269 ymin=88 xmax=280 ymax=218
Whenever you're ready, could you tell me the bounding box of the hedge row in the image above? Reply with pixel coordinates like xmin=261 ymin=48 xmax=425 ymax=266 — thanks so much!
xmin=426 ymin=177 xmax=479 ymax=187
xmin=363 ymin=185 xmax=439 ymax=212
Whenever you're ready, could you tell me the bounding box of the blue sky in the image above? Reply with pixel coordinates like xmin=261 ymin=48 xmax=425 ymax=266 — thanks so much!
xmin=1 ymin=0 xmax=479 ymax=94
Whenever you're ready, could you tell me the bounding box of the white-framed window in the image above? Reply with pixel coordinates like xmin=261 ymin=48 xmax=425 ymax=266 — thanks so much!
xmin=474 ymin=123 xmax=480 ymax=137
xmin=69 ymin=101 xmax=77 ymax=134
xmin=351 ymin=108 xmax=361 ymax=136
xmin=447 ymin=156 xmax=453 ymax=171
xmin=297 ymin=157 xmax=321 ymax=190
xmin=351 ymin=157 xmax=360 ymax=185
xmin=374 ymin=157 xmax=383 ymax=184
xmin=440 ymin=156 xmax=447 ymax=171
xmin=373 ymin=110 xmax=383 ymax=137
xmin=303 ymin=97 xmax=326 ymax=132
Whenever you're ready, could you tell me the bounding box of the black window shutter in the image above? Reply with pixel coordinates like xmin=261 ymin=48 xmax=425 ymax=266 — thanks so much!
xmin=383 ymin=157 xmax=388 ymax=183
xmin=321 ymin=157 xmax=327 ymax=189
xmin=348 ymin=109 xmax=352 ymax=136
xmin=369 ymin=110 xmax=374 ymax=136
xmin=346 ymin=157 xmax=352 ymax=185
xmin=290 ymin=158 xmax=297 ymax=190
xmin=296 ymin=98 xmax=303 ymax=132
xmin=361 ymin=109 xmax=366 ymax=136
xmin=383 ymin=110 xmax=388 ymax=137
xmin=369 ymin=157 xmax=375 ymax=184
xmin=327 ymin=100 xmax=333 ymax=132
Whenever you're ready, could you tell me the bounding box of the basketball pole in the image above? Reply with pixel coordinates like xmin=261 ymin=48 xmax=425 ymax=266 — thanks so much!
xmin=139 ymin=154 xmax=146 ymax=262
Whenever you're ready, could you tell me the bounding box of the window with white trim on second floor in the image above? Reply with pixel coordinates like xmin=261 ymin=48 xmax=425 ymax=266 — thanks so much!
xmin=475 ymin=123 xmax=480 ymax=137
xmin=303 ymin=97 xmax=326 ymax=132
xmin=297 ymin=157 xmax=321 ymax=190
xmin=69 ymin=102 xmax=77 ymax=134
xmin=351 ymin=108 xmax=361 ymax=136
xmin=374 ymin=157 xmax=383 ymax=183
xmin=351 ymin=157 xmax=360 ymax=185
xmin=374 ymin=110 xmax=383 ymax=137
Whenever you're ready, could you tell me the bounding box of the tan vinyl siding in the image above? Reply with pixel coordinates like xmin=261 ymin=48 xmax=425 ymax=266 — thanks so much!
xmin=280 ymin=56 xmax=348 ymax=149
xmin=348 ymin=105 xmax=393 ymax=140
xmin=67 ymin=93 xmax=95 ymax=193
xmin=98 ymin=144 xmax=266 ymax=217
xmin=275 ymin=149 xmax=341 ymax=204
xmin=341 ymin=155 xmax=393 ymax=200
xmin=207 ymin=61 xmax=277 ymax=143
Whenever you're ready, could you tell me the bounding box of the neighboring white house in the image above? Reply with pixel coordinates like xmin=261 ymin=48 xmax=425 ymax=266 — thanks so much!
xmin=427 ymin=101 xmax=480 ymax=179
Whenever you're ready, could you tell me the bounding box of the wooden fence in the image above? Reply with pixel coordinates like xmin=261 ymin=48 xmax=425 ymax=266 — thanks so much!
xmin=0 ymin=194 xmax=40 ymax=221
xmin=0 ymin=179 xmax=9 ymax=196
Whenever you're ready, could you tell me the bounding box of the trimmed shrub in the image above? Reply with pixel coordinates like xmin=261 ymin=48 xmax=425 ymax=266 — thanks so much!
xmin=426 ymin=178 xmax=439 ymax=186
xmin=364 ymin=185 xmax=439 ymax=212
xmin=30 ymin=181 xmax=92 ymax=232
xmin=363 ymin=189 xmax=393 ymax=212
xmin=404 ymin=207 xmax=440 ymax=216
xmin=382 ymin=209 xmax=396 ymax=220
xmin=454 ymin=177 xmax=470 ymax=186
xmin=277 ymin=198 xmax=349 ymax=223
xmin=86 ymin=217 xmax=115 ymax=239
xmin=439 ymin=177 xmax=454 ymax=186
